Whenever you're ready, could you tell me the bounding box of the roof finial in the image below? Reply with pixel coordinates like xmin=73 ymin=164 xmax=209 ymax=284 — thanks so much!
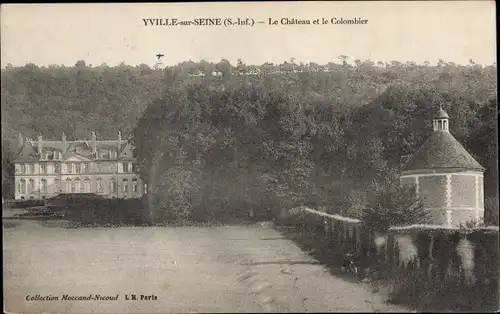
xmin=439 ymin=104 xmax=443 ymax=111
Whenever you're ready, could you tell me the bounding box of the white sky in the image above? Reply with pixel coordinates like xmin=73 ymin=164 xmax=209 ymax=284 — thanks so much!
xmin=0 ymin=1 xmax=497 ymax=68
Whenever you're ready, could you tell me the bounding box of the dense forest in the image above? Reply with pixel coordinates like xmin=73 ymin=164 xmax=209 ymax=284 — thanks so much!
xmin=1 ymin=58 xmax=498 ymax=225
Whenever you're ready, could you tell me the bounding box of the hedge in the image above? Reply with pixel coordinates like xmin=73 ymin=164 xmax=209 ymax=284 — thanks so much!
xmin=64 ymin=198 xmax=150 ymax=226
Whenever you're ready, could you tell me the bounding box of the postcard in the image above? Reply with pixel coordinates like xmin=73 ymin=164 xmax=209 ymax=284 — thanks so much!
xmin=2 ymin=2 xmax=498 ymax=313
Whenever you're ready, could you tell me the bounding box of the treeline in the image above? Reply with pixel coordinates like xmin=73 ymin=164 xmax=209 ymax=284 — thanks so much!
xmin=1 ymin=59 xmax=498 ymax=225
xmin=131 ymin=60 xmax=497 ymax=225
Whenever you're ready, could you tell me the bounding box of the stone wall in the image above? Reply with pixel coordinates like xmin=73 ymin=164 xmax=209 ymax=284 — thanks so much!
xmin=400 ymin=172 xmax=484 ymax=226
xmin=419 ymin=175 xmax=447 ymax=208
xmin=400 ymin=176 xmax=416 ymax=189
xmin=451 ymin=175 xmax=476 ymax=207
xmin=387 ymin=225 xmax=499 ymax=311
xmin=279 ymin=206 xmax=499 ymax=311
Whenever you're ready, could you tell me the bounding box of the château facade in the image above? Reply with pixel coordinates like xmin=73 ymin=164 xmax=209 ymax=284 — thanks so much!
xmin=14 ymin=131 xmax=145 ymax=200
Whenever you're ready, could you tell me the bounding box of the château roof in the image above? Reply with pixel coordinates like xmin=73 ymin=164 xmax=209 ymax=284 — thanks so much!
xmin=14 ymin=138 xmax=136 ymax=162
xmin=15 ymin=142 xmax=39 ymax=162
xmin=401 ymin=131 xmax=485 ymax=172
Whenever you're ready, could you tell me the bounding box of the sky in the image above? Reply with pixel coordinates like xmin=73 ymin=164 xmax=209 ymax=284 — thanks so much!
xmin=0 ymin=2 xmax=497 ymax=68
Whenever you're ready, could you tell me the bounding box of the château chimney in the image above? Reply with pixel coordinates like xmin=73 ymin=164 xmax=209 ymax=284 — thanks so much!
xmin=18 ymin=133 xmax=24 ymax=151
xmin=62 ymin=132 xmax=67 ymax=152
xmin=91 ymin=131 xmax=97 ymax=154
xmin=117 ymin=130 xmax=122 ymax=151
xmin=37 ymin=135 xmax=43 ymax=155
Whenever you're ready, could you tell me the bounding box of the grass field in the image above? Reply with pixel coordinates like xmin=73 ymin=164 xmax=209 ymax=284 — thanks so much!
xmin=3 ymin=219 xmax=409 ymax=313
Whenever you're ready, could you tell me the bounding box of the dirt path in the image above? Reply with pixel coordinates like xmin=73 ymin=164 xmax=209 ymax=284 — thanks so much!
xmin=3 ymin=220 xmax=409 ymax=313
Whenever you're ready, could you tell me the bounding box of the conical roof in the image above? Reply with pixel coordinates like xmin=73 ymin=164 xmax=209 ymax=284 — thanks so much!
xmin=402 ymin=131 xmax=485 ymax=172
xmin=434 ymin=108 xmax=450 ymax=119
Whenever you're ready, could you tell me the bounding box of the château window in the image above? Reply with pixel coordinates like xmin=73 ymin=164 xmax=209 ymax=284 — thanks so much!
xmin=132 ymin=178 xmax=138 ymax=193
xmin=19 ymin=179 xmax=26 ymax=194
xmin=123 ymin=179 xmax=128 ymax=193
xmin=40 ymin=179 xmax=47 ymax=194
xmin=122 ymin=162 xmax=131 ymax=173
xmin=96 ymin=162 xmax=103 ymax=173
xmin=67 ymin=163 xmax=73 ymax=174
xmin=75 ymin=163 xmax=81 ymax=174
xmin=28 ymin=179 xmax=35 ymax=194
xmin=96 ymin=178 xmax=104 ymax=193
xmin=101 ymin=163 xmax=108 ymax=173
xmin=39 ymin=163 xmax=46 ymax=174
xmin=103 ymin=150 xmax=115 ymax=159
xmin=19 ymin=164 xmax=26 ymax=174
xmin=79 ymin=179 xmax=85 ymax=193
xmin=54 ymin=163 xmax=61 ymax=173
xmin=71 ymin=180 xmax=76 ymax=193
xmin=84 ymin=179 xmax=90 ymax=192
xmin=54 ymin=178 xmax=60 ymax=193
xmin=65 ymin=179 xmax=72 ymax=193
xmin=110 ymin=179 xmax=117 ymax=193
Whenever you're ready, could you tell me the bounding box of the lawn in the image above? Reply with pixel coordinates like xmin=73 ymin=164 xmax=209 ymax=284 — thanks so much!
xmin=3 ymin=219 xmax=409 ymax=313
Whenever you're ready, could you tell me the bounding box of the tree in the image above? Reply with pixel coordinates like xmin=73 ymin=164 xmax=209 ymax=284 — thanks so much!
xmin=215 ymin=59 xmax=232 ymax=77
xmin=1 ymin=138 xmax=15 ymax=198
xmin=484 ymin=196 xmax=499 ymax=226
xmin=360 ymin=174 xmax=431 ymax=232
xmin=1 ymin=58 xmax=496 ymax=223
xmin=338 ymin=55 xmax=349 ymax=65
xmin=236 ymin=58 xmax=247 ymax=75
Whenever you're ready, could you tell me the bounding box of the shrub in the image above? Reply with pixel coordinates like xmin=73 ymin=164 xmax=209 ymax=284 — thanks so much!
xmin=65 ymin=198 xmax=149 ymax=226
xmin=4 ymin=199 xmax=45 ymax=209
xmin=361 ymin=177 xmax=430 ymax=232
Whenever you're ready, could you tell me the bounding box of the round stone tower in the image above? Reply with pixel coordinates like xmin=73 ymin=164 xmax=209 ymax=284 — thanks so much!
xmin=400 ymin=107 xmax=485 ymax=227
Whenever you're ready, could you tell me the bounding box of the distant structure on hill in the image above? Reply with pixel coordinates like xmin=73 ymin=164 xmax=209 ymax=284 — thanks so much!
xmin=400 ymin=107 xmax=485 ymax=227
xmin=14 ymin=132 xmax=145 ymax=200
xmin=154 ymin=53 xmax=165 ymax=70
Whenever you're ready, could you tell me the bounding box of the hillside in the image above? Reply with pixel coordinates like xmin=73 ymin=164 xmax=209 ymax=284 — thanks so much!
xmin=1 ymin=59 xmax=497 ymax=224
